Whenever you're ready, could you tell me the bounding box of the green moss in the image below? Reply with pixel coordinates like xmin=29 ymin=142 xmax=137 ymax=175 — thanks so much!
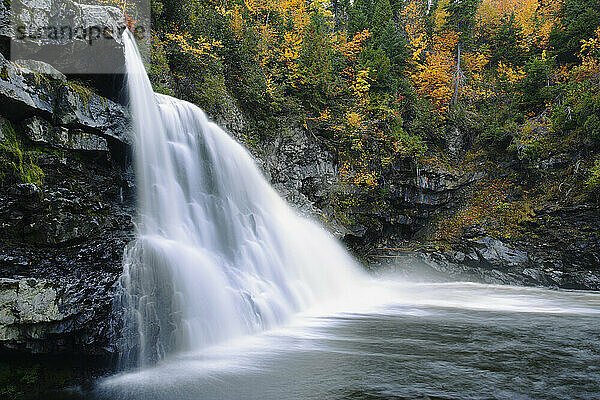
xmin=586 ymin=158 xmax=600 ymax=189
xmin=65 ymin=80 xmax=95 ymax=98
xmin=65 ymin=80 xmax=100 ymax=115
xmin=0 ymin=121 xmax=45 ymax=187
xmin=0 ymin=65 xmax=8 ymax=81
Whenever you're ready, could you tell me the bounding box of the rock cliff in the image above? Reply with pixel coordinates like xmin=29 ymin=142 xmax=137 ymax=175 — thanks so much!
xmin=0 ymin=49 xmax=134 ymax=360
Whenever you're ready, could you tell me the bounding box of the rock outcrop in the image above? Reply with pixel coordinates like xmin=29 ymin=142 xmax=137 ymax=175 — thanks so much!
xmin=1 ymin=1 xmax=599 ymax=382
xmin=8 ymin=0 xmax=127 ymax=74
xmin=0 ymin=48 xmax=133 ymax=357
xmin=0 ymin=53 xmax=131 ymax=143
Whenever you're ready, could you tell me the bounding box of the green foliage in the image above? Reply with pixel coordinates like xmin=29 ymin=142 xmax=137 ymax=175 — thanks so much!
xmin=443 ymin=0 xmax=479 ymax=42
xmin=298 ymin=13 xmax=335 ymax=112
xmin=350 ymin=0 xmax=374 ymax=33
xmin=371 ymin=0 xmax=392 ymax=32
xmin=147 ymin=0 xmax=600 ymax=226
xmin=552 ymin=77 xmax=600 ymax=146
xmin=518 ymin=57 xmax=553 ymax=112
xmin=577 ymin=94 xmax=600 ymax=143
xmin=480 ymin=121 xmax=514 ymax=149
xmin=549 ymin=0 xmax=600 ymax=64
xmin=489 ymin=16 xmax=526 ymax=67
xmin=586 ymin=158 xmax=600 ymax=189
xmin=148 ymin=31 xmax=174 ymax=96
xmin=0 ymin=121 xmax=44 ymax=187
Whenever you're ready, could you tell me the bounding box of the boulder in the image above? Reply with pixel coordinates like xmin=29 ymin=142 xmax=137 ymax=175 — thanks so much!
xmin=0 ymin=278 xmax=65 ymax=342
xmin=54 ymin=83 xmax=131 ymax=144
xmin=21 ymin=115 xmax=53 ymax=143
xmin=0 ymin=52 xmax=54 ymax=120
xmin=472 ymin=236 xmax=529 ymax=268
xmin=10 ymin=0 xmax=128 ymax=74
xmin=0 ymin=51 xmax=131 ymax=145
xmin=15 ymin=58 xmax=67 ymax=81
xmin=22 ymin=116 xmax=110 ymax=151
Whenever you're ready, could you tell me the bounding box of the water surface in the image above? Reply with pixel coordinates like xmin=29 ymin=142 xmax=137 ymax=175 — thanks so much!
xmin=96 ymin=281 xmax=600 ymax=400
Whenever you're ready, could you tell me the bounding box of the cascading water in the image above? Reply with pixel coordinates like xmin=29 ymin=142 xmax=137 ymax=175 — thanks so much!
xmin=118 ymin=31 xmax=364 ymax=367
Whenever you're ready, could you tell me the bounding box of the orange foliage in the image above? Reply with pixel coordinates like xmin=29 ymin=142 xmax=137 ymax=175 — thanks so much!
xmin=411 ymin=31 xmax=459 ymax=112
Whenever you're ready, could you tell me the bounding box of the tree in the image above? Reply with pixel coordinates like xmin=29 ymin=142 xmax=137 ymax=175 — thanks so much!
xmin=372 ymin=0 xmax=393 ymax=32
xmin=442 ymin=0 xmax=479 ymax=107
xmin=549 ymin=0 xmax=600 ymax=64
xmin=349 ymin=0 xmax=374 ymax=33
xmin=489 ymin=15 xmax=526 ymax=67
xmin=518 ymin=57 xmax=552 ymax=112
xmin=378 ymin=20 xmax=410 ymax=72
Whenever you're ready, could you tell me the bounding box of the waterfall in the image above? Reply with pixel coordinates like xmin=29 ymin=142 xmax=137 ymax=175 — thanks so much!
xmin=117 ymin=31 xmax=364 ymax=367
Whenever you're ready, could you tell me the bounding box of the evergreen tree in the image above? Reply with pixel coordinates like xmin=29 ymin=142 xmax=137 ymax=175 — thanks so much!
xmin=490 ymin=15 xmax=526 ymax=67
xmin=372 ymin=0 xmax=393 ymax=32
xmin=549 ymin=0 xmax=600 ymax=64
xmin=350 ymin=0 xmax=374 ymax=33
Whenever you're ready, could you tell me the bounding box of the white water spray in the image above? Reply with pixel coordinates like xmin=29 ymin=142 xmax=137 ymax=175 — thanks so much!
xmin=118 ymin=31 xmax=364 ymax=366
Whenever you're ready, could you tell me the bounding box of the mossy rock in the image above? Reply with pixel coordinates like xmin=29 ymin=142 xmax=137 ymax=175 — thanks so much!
xmin=0 ymin=120 xmax=44 ymax=187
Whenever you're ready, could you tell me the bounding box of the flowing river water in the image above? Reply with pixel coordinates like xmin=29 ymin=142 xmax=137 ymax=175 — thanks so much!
xmin=96 ymin=280 xmax=600 ymax=399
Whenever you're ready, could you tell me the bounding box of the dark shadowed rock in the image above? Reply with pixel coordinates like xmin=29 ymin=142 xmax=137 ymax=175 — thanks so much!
xmin=0 ymin=52 xmax=54 ymax=119
xmin=0 ymin=116 xmax=7 ymax=141
xmin=0 ymin=148 xmax=135 ymax=354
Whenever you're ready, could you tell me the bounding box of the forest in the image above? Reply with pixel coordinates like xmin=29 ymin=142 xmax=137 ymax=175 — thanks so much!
xmin=128 ymin=0 xmax=600 ymax=246
xmin=143 ymin=1 xmax=598 ymax=176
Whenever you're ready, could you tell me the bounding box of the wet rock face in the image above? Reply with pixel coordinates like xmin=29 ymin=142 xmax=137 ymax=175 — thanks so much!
xmin=53 ymin=84 xmax=131 ymax=144
xmin=22 ymin=116 xmax=109 ymax=151
xmin=209 ymin=97 xmax=348 ymax=237
xmin=0 ymin=53 xmax=55 ymax=120
xmin=264 ymin=128 xmax=339 ymax=218
xmin=341 ymin=161 xmax=481 ymax=254
xmin=0 ymin=155 xmax=134 ymax=354
xmin=372 ymin=226 xmax=600 ymax=291
xmin=0 ymin=47 xmax=134 ymax=355
xmin=0 ymin=53 xmax=131 ymax=144
xmin=0 ymin=129 xmax=135 ymax=353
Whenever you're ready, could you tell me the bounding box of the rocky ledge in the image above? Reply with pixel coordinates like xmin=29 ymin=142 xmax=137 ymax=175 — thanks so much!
xmin=0 ymin=47 xmax=133 ymax=358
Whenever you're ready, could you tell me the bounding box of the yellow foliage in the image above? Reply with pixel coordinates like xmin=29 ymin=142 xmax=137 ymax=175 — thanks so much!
xmin=497 ymin=61 xmax=526 ymax=83
xmin=341 ymin=30 xmax=372 ymax=60
xmin=229 ymin=6 xmax=245 ymax=38
xmin=433 ymin=0 xmax=450 ymax=31
xmin=571 ymin=27 xmax=600 ymax=80
xmin=476 ymin=0 xmax=562 ymax=48
xmin=410 ymin=31 xmax=459 ymax=112
xmin=351 ymin=69 xmax=372 ymax=98
xmin=401 ymin=1 xmax=427 ymax=61
xmin=346 ymin=112 xmax=363 ymax=129
xmin=580 ymin=27 xmax=600 ymax=58
xmin=164 ymin=30 xmax=223 ymax=61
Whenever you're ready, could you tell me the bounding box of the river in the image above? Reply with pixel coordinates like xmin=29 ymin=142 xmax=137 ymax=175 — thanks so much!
xmin=95 ymin=280 xmax=600 ymax=400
